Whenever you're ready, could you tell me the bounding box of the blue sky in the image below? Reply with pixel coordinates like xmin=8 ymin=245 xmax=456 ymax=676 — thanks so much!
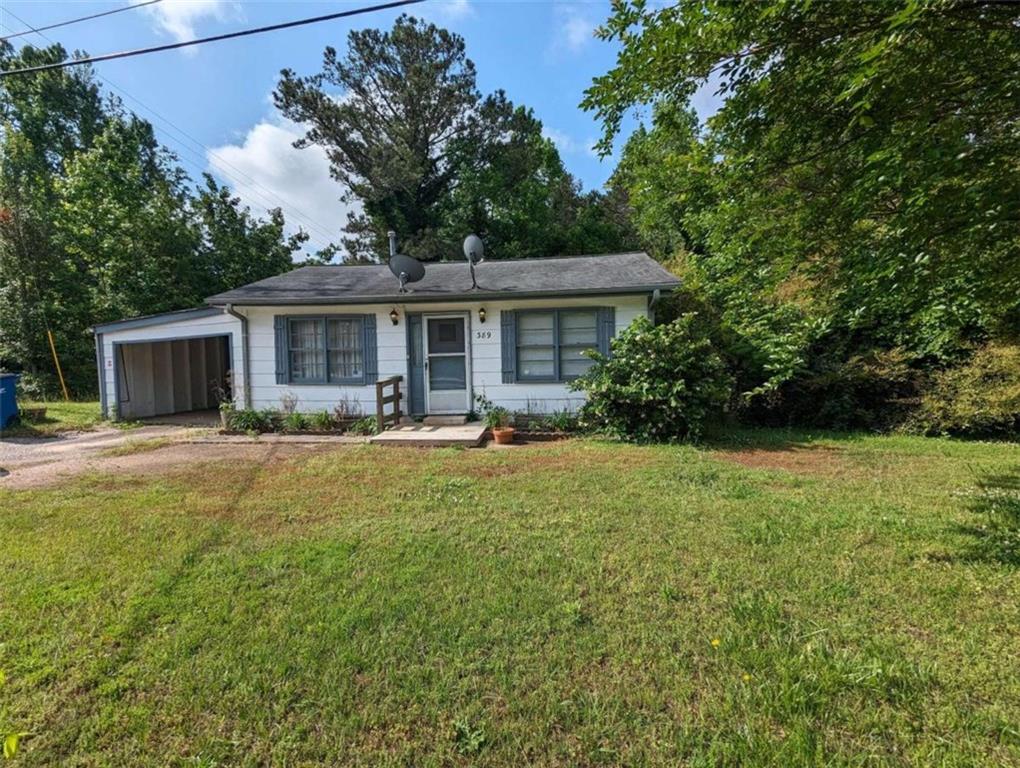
xmin=2 ymin=1 xmax=720 ymax=255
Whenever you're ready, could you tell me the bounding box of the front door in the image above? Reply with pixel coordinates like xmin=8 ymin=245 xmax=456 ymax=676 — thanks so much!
xmin=425 ymin=315 xmax=470 ymax=414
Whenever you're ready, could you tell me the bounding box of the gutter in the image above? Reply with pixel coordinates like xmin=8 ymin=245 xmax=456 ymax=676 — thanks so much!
xmin=206 ymin=283 xmax=682 ymax=308
xmin=223 ymin=304 xmax=251 ymax=409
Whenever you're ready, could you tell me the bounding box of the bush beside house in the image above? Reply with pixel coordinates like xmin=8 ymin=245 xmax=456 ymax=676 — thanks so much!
xmin=572 ymin=315 xmax=731 ymax=442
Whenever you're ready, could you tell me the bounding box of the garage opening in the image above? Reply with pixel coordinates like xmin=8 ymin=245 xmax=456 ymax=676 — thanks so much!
xmin=115 ymin=336 xmax=231 ymax=421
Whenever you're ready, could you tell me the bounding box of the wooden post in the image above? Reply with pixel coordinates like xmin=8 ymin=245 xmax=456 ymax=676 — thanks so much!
xmin=47 ymin=328 xmax=71 ymax=402
xmin=375 ymin=379 xmax=385 ymax=434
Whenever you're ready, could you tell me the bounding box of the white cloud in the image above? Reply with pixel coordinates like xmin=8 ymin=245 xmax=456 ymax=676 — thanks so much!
xmin=562 ymin=14 xmax=594 ymax=52
xmin=133 ymin=0 xmax=240 ymax=45
xmin=543 ymin=126 xmax=598 ymax=158
xmin=207 ymin=117 xmax=357 ymax=260
xmin=548 ymin=5 xmax=596 ymax=56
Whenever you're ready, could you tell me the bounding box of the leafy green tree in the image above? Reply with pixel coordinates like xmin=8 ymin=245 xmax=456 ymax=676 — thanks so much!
xmin=1 ymin=43 xmax=303 ymax=396
xmin=276 ymin=15 xmax=635 ymax=262
xmin=586 ymin=0 xmax=1020 ymax=389
xmin=55 ymin=116 xmax=200 ymax=322
xmin=275 ymin=15 xmax=484 ymax=261
xmin=0 ymin=42 xmax=106 ymax=396
xmin=194 ymin=175 xmax=307 ymax=295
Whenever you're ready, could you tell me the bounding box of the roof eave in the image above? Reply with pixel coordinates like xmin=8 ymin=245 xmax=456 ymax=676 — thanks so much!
xmin=205 ymin=283 xmax=680 ymax=307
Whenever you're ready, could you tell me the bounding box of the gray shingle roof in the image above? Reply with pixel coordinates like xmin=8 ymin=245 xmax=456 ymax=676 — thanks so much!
xmin=206 ymin=252 xmax=679 ymax=306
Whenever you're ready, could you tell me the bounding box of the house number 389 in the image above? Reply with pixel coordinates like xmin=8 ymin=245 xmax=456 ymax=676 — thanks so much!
xmin=475 ymin=330 xmax=492 ymax=340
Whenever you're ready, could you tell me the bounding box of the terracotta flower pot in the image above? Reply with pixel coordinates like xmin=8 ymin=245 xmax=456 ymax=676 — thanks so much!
xmin=492 ymin=426 xmax=515 ymax=445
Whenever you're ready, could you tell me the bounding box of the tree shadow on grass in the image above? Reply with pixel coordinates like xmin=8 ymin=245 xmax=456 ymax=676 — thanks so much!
xmin=953 ymin=469 xmax=1020 ymax=566
xmin=700 ymin=425 xmax=867 ymax=454
xmin=1 ymin=416 xmax=53 ymax=439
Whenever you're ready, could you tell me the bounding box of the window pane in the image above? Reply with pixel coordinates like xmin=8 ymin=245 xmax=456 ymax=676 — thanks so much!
xmin=289 ymin=318 xmax=320 ymax=349
xmin=427 ymin=318 xmax=464 ymax=354
xmin=327 ymin=318 xmax=363 ymax=380
xmin=559 ymin=310 xmax=597 ymax=346
xmin=289 ymin=319 xmax=324 ymax=381
xmin=518 ymin=346 xmax=555 ymax=378
xmin=560 ymin=347 xmax=596 ymax=379
xmin=517 ymin=312 xmax=554 ymax=346
xmin=429 ymin=355 xmax=466 ymax=391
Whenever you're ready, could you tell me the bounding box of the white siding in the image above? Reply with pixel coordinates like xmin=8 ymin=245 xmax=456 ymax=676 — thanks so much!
xmin=238 ymin=294 xmax=648 ymax=416
xmin=99 ymin=311 xmax=243 ymax=418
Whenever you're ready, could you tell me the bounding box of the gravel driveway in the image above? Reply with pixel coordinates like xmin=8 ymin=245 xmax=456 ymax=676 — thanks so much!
xmin=0 ymin=427 xmax=363 ymax=489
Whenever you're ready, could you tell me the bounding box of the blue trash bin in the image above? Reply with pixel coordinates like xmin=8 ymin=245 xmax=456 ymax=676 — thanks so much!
xmin=0 ymin=373 xmax=20 ymax=429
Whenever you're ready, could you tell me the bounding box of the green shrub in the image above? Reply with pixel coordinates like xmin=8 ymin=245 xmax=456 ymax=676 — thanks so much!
xmin=546 ymin=409 xmax=580 ymax=433
xmin=909 ymin=343 xmax=1020 ymax=438
xmin=751 ymin=346 xmax=921 ymax=430
xmin=228 ymin=408 xmax=273 ymax=433
xmin=308 ymin=410 xmax=333 ymax=430
xmin=571 ymin=315 xmax=732 ymax=442
xmin=348 ymin=416 xmax=379 ymax=436
xmin=282 ymin=412 xmax=308 ymax=432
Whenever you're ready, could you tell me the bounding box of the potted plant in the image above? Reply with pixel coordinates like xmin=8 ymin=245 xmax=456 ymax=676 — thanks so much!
xmin=485 ymin=406 xmax=515 ymax=445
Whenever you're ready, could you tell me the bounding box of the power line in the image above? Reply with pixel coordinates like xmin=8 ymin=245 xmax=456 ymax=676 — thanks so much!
xmin=0 ymin=0 xmax=163 ymax=43
xmin=0 ymin=10 xmax=345 ymax=254
xmin=0 ymin=0 xmax=424 ymax=77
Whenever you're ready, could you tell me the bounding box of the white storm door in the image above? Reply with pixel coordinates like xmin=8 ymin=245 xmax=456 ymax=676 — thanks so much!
xmin=425 ymin=315 xmax=469 ymax=414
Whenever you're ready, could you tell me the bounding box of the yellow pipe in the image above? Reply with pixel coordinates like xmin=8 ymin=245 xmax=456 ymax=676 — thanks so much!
xmin=46 ymin=328 xmax=70 ymax=402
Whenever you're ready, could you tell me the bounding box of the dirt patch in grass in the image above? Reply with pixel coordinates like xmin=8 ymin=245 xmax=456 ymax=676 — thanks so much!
xmin=98 ymin=437 xmax=173 ymax=458
xmin=711 ymin=444 xmax=851 ymax=477
xmin=1 ymin=441 xmax=322 ymax=490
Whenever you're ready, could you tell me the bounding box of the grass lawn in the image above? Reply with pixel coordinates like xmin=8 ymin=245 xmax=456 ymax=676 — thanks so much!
xmin=1 ymin=401 xmax=103 ymax=438
xmin=1 ymin=431 xmax=1018 ymax=765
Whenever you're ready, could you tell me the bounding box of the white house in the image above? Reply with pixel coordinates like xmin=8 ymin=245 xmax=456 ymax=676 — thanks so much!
xmin=93 ymin=252 xmax=680 ymax=421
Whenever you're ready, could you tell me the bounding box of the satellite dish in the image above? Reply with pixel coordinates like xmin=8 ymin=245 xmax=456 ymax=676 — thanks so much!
xmin=389 ymin=253 xmax=425 ymax=292
xmin=463 ymin=234 xmax=485 ymax=265
xmin=463 ymin=234 xmax=484 ymax=289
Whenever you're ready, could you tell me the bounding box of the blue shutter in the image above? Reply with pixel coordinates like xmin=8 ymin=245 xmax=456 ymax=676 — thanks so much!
xmin=363 ymin=313 xmax=378 ymax=384
xmin=274 ymin=316 xmax=288 ymax=384
xmin=501 ymin=310 xmax=516 ymax=383
xmin=597 ymin=307 xmax=615 ymax=356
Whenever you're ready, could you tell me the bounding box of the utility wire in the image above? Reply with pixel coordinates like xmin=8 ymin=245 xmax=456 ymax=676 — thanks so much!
xmin=0 ymin=0 xmax=163 ymax=43
xmin=0 ymin=0 xmax=424 ymax=77
xmin=0 ymin=10 xmax=344 ymax=253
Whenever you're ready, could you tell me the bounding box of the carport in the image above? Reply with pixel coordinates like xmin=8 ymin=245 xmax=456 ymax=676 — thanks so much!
xmin=94 ymin=307 xmax=246 ymax=421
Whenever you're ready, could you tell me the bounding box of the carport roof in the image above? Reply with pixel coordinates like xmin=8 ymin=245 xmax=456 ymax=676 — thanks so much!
xmin=204 ymin=252 xmax=680 ymax=306
xmin=92 ymin=306 xmax=225 ymax=334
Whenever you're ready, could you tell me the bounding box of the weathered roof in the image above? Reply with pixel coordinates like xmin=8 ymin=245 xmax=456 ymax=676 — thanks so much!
xmin=92 ymin=306 xmax=226 ymax=334
xmin=205 ymin=252 xmax=679 ymax=306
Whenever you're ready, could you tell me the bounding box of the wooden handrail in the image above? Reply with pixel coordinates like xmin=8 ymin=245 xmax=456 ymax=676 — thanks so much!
xmin=375 ymin=375 xmax=403 ymax=433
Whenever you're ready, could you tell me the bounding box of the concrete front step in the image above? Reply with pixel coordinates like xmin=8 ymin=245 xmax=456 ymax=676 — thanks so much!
xmin=370 ymin=421 xmax=485 ymax=447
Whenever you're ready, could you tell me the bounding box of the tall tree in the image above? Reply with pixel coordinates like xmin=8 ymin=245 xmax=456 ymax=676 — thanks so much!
xmin=275 ymin=15 xmax=635 ymax=262
xmin=0 ymin=42 xmax=106 ymax=396
xmin=1 ymin=43 xmax=303 ymax=396
xmin=193 ymin=175 xmax=308 ymax=296
xmin=275 ymin=15 xmax=484 ymax=261
xmin=585 ymin=0 xmax=1020 ymax=376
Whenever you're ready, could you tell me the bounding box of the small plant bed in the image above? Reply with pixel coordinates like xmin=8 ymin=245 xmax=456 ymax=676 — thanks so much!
xmin=217 ymin=393 xmax=378 ymax=437
xmin=473 ymin=394 xmax=584 ymax=444
xmin=505 ymin=428 xmax=574 ymax=442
